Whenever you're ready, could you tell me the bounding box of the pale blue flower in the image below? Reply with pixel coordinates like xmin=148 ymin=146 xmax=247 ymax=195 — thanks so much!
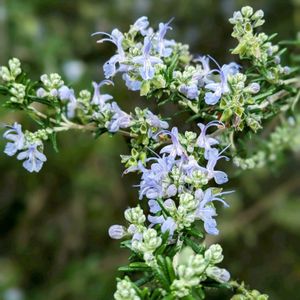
xmin=196 ymin=121 xmax=223 ymax=158
xmin=181 ymin=155 xmax=202 ymax=177
xmin=132 ymin=37 xmax=162 ymax=80
xmin=3 ymin=122 xmax=25 ymax=156
xmin=127 ymin=224 xmax=144 ymax=241
xmin=161 ymin=217 xmax=177 ymax=236
xmin=57 ymin=86 xmax=79 ymax=118
xmin=107 ymin=102 xmax=132 ymax=132
xmin=65 ymin=89 xmax=78 ymax=119
xmin=131 ymin=16 xmax=150 ymax=36
xmin=179 ymin=83 xmax=199 ymax=100
xmin=204 ymin=60 xmax=240 ymax=105
xmin=148 ymin=215 xmax=165 ymax=225
xmin=156 ymin=18 xmax=175 ymax=57
xmin=148 ymin=199 xmax=161 ymax=213
xmin=192 ymin=55 xmax=216 ymax=88
xmin=17 ymin=142 xmax=47 ymax=173
xmin=93 ymin=29 xmax=126 ymax=78
xmin=138 ymin=155 xmax=175 ymax=200
xmin=122 ymin=74 xmax=142 ymax=91
xmin=160 ymin=127 xmax=187 ymax=158
xmin=200 ymin=148 xmax=229 ymax=184
xmin=91 ymin=80 xmax=114 ymax=106
xmin=58 ymin=85 xmax=72 ymax=100
xmin=195 ymin=56 xmax=211 ymax=78
xmin=145 ymin=110 xmax=169 ymax=129
xmin=148 ymin=215 xmax=177 ymax=236
xmin=195 ymin=188 xmax=229 ymax=235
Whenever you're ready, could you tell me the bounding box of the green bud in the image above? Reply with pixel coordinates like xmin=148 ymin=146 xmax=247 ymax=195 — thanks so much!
xmin=114 ymin=277 xmax=140 ymax=300
xmin=206 ymin=266 xmax=230 ymax=283
xmin=246 ymin=116 xmax=262 ymax=132
xmin=10 ymin=83 xmax=26 ymax=103
xmin=0 ymin=58 xmax=22 ymax=82
xmin=252 ymin=9 xmax=264 ymax=21
xmin=131 ymin=148 xmax=139 ymax=159
xmin=78 ymin=89 xmax=91 ymax=103
xmin=152 ymin=74 xmax=166 ymax=89
xmin=41 ymin=73 xmax=64 ymax=89
xmin=124 ymin=206 xmax=146 ymax=224
xmin=253 ymin=19 xmax=265 ymax=28
xmin=140 ymin=123 xmax=148 ymax=135
xmin=8 ymin=58 xmax=22 ymax=79
xmin=244 ymin=22 xmax=252 ymax=33
xmin=139 ymin=152 xmax=147 ymax=163
xmin=140 ymin=80 xmax=150 ymax=96
xmin=235 ymin=106 xmax=244 ymax=117
xmin=221 ymin=108 xmax=233 ymax=121
xmin=241 ymin=6 xmax=253 ymax=18
xmin=205 ymin=244 xmax=224 ymax=264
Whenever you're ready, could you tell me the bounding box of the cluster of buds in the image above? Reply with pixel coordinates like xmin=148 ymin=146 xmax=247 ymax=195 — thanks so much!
xmin=0 ymin=58 xmax=22 ymax=82
xmin=171 ymin=245 xmax=230 ymax=298
xmin=114 ymin=277 xmax=140 ymax=300
xmin=229 ymin=6 xmax=290 ymax=84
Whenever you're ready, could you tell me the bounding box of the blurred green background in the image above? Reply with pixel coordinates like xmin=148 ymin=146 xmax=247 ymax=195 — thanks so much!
xmin=0 ymin=0 xmax=299 ymax=299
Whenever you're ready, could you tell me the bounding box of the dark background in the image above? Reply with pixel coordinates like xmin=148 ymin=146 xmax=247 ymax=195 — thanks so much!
xmin=0 ymin=0 xmax=299 ymax=299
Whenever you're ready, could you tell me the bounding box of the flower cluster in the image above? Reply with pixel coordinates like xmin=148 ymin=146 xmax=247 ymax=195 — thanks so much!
xmin=110 ymin=121 xmax=231 ymax=252
xmin=3 ymin=123 xmax=47 ymax=172
xmin=1 ymin=5 xmax=296 ymax=299
xmin=94 ymin=11 xmax=291 ymax=135
xmin=230 ymin=6 xmax=290 ymax=82
xmin=114 ymin=277 xmax=140 ymax=300
xmin=94 ymin=17 xmax=178 ymax=89
xmin=0 ymin=58 xmax=171 ymax=172
xmin=0 ymin=58 xmax=22 ymax=82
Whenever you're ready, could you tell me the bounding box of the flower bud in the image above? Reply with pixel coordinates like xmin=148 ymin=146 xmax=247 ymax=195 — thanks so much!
xmin=241 ymin=6 xmax=253 ymax=18
xmin=283 ymin=66 xmax=291 ymax=75
xmin=206 ymin=266 xmax=230 ymax=283
xmin=124 ymin=206 xmax=146 ymax=224
xmin=246 ymin=82 xmax=260 ymax=94
xmin=8 ymin=58 xmax=22 ymax=78
xmin=205 ymin=244 xmax=224 ymax=264
xmin=252 ymin=9 xmax=264 ymax=21
xmin=36 ymin=88 xmax=47 ymax=98
xmin=108 ymin=225 xmax=127 ymax=239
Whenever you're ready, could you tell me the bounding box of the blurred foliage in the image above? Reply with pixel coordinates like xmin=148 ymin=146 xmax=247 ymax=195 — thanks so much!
xmin=0 ymin=0 xmax=299 ymax=299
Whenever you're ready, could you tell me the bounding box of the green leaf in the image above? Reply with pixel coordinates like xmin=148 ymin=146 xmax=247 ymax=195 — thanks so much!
xmin=268 ymin=33 xmax=278 ymax=41
xmin=279 ymin=39 xmax=300 ymax=46
xmin=151 ymin=289 xmax=165 ymax=300
xmin=184 ymin=237 xmax=203 ymax=254
xmin=186 ymin=227 xmax=204 ymax=239
xmin=28 ymin=95 xmax=55 ymax=107
xmin=94 ymin=127 xmax=107 ymax=139
xmin=192 ymin=287 xmax=205 ymax=299
xmin=134 ymin=274 xmax=154 ymax=287
xmin=165 ymin=256 xmax=176 ymax=283
xmin=166 ymin=54 xmax=179 ymax=82
xmin=153 ymin=263 xmax=170 ymax=291
xmin=118 ymin=262 xmax=151 ymax=272
xmin=49 ymin=132 xmax=59 ymax=153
